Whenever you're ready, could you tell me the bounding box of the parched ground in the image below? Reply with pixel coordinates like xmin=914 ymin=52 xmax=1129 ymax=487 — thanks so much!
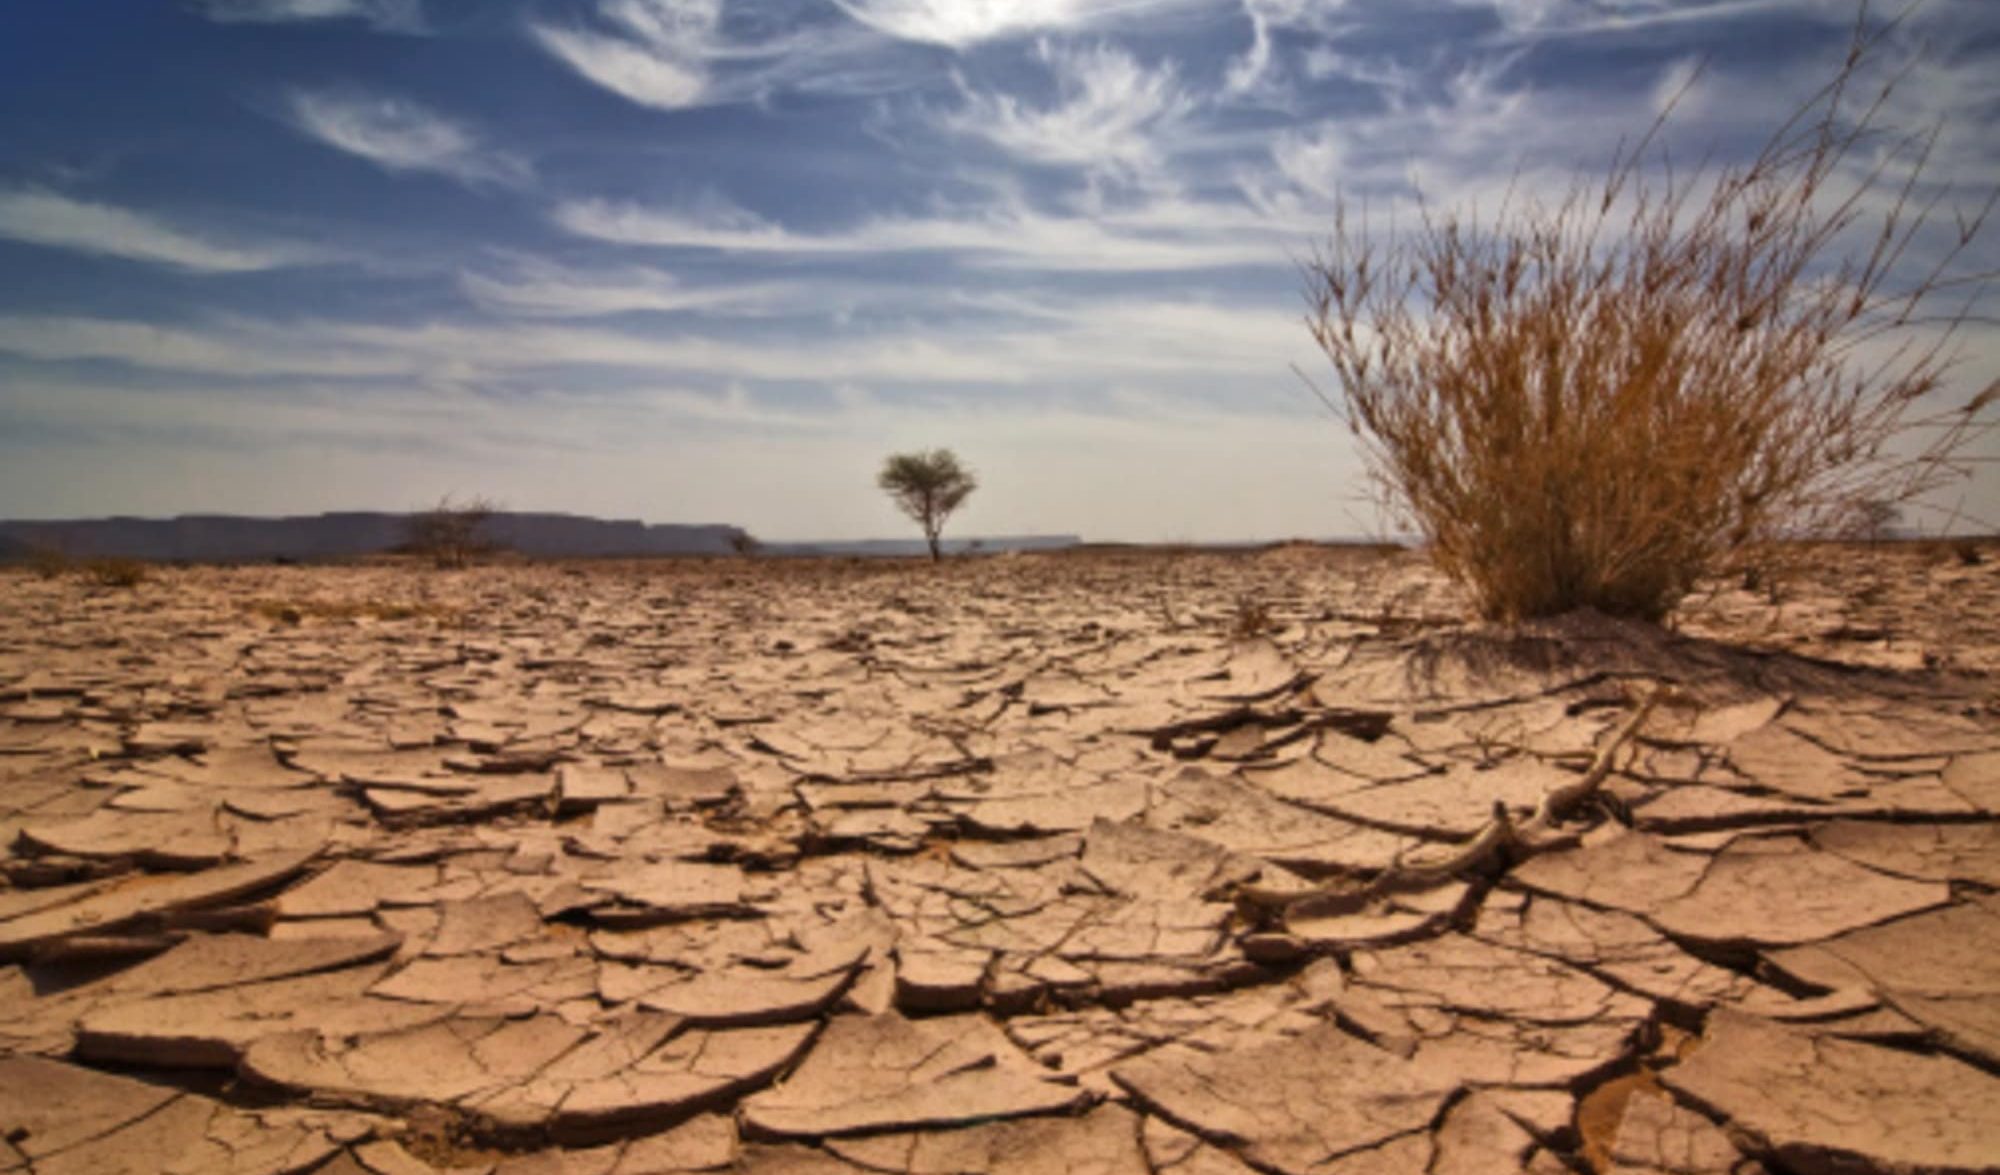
xmin=2 ymin=543 xmax=1998 ymax=1175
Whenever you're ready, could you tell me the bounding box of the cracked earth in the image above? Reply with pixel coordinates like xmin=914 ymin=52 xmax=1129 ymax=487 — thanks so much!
xmin=3 ymin=543 xmax=1999 ymax=1174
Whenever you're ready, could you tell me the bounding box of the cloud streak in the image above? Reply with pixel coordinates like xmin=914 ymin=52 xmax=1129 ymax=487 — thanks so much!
xmin=533 ymin=0 xmax=719 ymax=110
xmin=943 ymin=41 xmax=1191 ymax=180
xmin=0 ymin=290 xmax=1316 ymax=389
xmin=533 ymin=0 xmax=909 ymax=111
xmin=0 ymin=189 xmax=309 ymax=272
xmin=828 ymin=0 xmax=1210 ymax=48
xmin=284 ymin=89 xmax=529 ymax=187
xmin=192 ymin=0 xmax=425 ymax=33
xmin=551 ymin=194 xmax=1295 ymax=272
xmin=458 ymin=254 xmax=794 ymax=318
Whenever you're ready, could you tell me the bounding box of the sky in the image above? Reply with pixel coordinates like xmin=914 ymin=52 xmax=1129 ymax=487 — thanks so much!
xmin=0 ymin=0 xmax=1995 ymax=542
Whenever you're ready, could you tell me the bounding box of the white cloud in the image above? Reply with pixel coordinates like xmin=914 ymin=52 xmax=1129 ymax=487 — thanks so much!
xmin=1251 ymin=12 xmax=2000 ymax=245
xmin=533 ymin=0 xmax=903 ymax=112
xmin=0 ymin=316 xmax=400 ymax=378
xmin=551 ymin=193 xmax=1295 ymax=272
xmin=0 ymin=189 xmax=307 ymax=273
xmin=458 ymin=254 xmax=793 ymax=318
xmin=536 ymin=25 xmax=708 ymax=109
xmin=1469 ymin=0 xmax=1826 ymax=39
xmin=1224 ymin=0 xmax=1322 ymax=96
xmin=1252 ymin=49 xmax=1621 ymax=211
xmin=534 ymin=0 xmax=719 ymax=111
xmin=0 ymin=291 xmax=1315 ymax=389
xmin=943 ymin=41 xmax=1190 ymax=179
xmin=284 ymin=89 xmax=528 ymax=187
xmin=827 ymin=0 xmax=1208 ymax=48
xmin=192 ymin=0 xmax=424 ymax=33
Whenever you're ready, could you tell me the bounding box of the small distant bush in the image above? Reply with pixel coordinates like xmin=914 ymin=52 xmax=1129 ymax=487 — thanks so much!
xmin=1304 ymin=21 xmax=1995 ymax=622
xmin=1231 ymin=594 xmax=1273 ymax=638
xmin=405 ymin=494 xmax=497 ymax=569
xmin=26 ymin=545 xmax=70 ymax=580
xmin=84 ymin=558 xmax=148 ymax=588
xmin=729 ymin=530 xmax=762 ymax=557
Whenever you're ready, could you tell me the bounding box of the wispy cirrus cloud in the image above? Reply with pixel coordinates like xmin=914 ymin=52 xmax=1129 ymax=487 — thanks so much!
xmin=458 ymin=253 xmax=793 ymax=318
xmin=0 ymin=188 xmax=310 ymax=272
xmin=1223 ymin=0 xmax=1318 ymax=96
xmin=191 ymin=0 xmax=425 ymax=33
xmin=283 ymin=89 xmax=529 ymax=187
xmin=533 ymin=0 xmax=905 ymax=111
xmin=828 ymin=0 xmax=1209 ymax=48
xmin=533 ymin=0 xmax=719 ymax=110
xmin=1468 ymin=0 xmax=1834 ymax=40
xmin=943 ymin=41 xmax=1191 ymax=180
xmin=0 ymin=315 xmax=399 ymax=379
xmin=551 ymin=193 xmax=1293 ymax=272
xmin=0 ymin=289 xmax=1314 ymax=388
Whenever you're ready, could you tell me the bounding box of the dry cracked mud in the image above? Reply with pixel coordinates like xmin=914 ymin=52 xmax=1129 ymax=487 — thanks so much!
xmin=3 ymin=542 xmax=1999 ymax=1174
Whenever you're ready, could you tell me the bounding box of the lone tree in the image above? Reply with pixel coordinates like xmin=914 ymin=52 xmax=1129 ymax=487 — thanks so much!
xmin=405 ymin=494 xmax=496 ymax=569
xmin=878 ymin=449 xmax=977 ymax=562
xmin=1303 ymin=15 xmax=1995 ymax=622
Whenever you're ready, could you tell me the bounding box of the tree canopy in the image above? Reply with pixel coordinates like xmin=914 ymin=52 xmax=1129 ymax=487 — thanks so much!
xmin=877 ymin=449 xmax=977 ymax=562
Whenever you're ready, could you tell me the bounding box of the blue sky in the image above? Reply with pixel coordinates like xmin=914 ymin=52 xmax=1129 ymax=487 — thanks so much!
xmin=0 ymin=0 xmax=1995 ymax=541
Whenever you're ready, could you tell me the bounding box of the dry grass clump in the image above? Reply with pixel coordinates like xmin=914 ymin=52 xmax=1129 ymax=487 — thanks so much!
xmin=1305 ymin=18 xmax=1996 ymax=622
xmin=1230 ymin=593 xmax=1274 ymax=638
xmin=1912 ymin=535 xmax=1987 ymax=567
xmin=83 ymin=558 xmax=149 ymax=588
xmin=24 ymin=546 xmax=70 ymax=580
xmin=404 ymin=494 xmax=497 ymax=569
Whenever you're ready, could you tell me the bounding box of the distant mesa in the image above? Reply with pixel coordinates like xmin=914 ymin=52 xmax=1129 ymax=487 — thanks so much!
xmin=0 ymin=513 xmax=743 ymax=562
xmin=0 ymin=513 xmax=1080 ymax=563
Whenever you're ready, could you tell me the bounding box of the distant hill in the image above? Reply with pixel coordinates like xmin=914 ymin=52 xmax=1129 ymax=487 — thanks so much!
xmin=0 ymin=513 xmax=748 ymax=562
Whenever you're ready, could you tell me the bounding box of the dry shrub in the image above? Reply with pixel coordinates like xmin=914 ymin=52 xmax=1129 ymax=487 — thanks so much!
xmin=405 ymin=494 xmax=497 ymax=569
xmin=1230 ymin=593 xmax=1274 ymax=638
xmin=1305 ymin=17 xmax=1996 ymax=622
xmin=84 ymin=558 xmax=149 ymax=588
xmin=25 ymin=545 xmax=70 ymax=580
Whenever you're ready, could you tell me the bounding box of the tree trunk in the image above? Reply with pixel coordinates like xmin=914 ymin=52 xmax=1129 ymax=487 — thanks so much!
xmin=926 ymin=530 xmax=941 ymax=562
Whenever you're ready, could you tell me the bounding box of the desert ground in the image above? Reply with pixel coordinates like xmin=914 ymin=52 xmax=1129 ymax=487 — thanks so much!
xmin=1 ymin=543 xmax=1997 ymax=1174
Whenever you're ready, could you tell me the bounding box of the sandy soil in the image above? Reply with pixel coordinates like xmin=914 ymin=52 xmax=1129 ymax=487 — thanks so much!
xmin=1 ymin=543 xmax=1997 ymax=1174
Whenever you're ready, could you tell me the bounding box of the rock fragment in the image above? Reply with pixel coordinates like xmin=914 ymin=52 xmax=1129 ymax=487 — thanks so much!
xmin=1649 ymin=836 xmax=1948 ymax=947
xmin=1114 ymin=1022 xmax=1458 ymax=1175
xmin=0 ymin=849 xmax=318 ymax=960
xmin=1763 ymin=895 xmax=2000 ymax=1066
xmin=1808 ymin=819 xmax=2000 ymax=886
xmin=1661 ymin=1010 xmax=2000 ymax=1173
xmin=741 ymin=1013 xmax=1089 ymax=1138
xmin=826 ymin=1103 xmax=1150 ymax=1174
xmin=76 ymin=965 xmax=451 ymax=1067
